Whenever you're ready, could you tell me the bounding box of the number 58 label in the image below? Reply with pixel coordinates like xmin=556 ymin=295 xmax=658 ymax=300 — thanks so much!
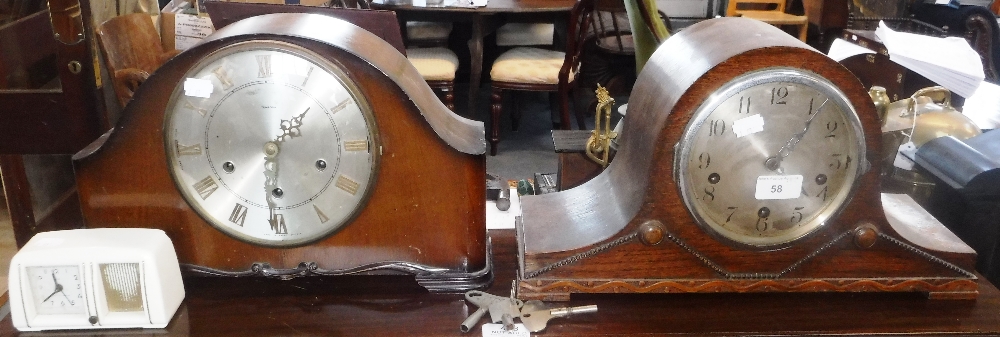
xmin=755 ymin=175 xmax=803 ymax=200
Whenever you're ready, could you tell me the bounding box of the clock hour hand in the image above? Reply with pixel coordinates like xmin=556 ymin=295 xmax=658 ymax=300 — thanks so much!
xmin=42 ymin=272 xmax=63 ymax=302
xmin=262 ymin=107 xmax=308 ymax=227
xmin=764 ymin=98 xmax=829 ymax=171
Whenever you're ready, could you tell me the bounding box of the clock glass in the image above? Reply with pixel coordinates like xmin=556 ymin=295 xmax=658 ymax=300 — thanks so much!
xmin=26 ymin=266 xmax=87 ymax=315
xmin=164 ymin=40 xmax=378 ymax=247
xmin=677 ymin=68 xmax=866 ymax=248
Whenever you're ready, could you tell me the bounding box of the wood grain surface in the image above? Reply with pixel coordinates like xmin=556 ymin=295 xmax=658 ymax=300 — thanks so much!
xmin=3 ymin=230 xmax=999 ymax=336
xmin=518 ymin=17 xmax=977 ymax=300
xmin=74 ymin=15 xmax=487 ymax=275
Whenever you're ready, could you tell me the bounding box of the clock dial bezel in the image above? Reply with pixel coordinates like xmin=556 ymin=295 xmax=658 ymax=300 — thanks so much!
xmin=675 ymin=67 xmax=867 ymax=249
xmin=163 ymin=40 xmax=381 ymax=248
xmin=19 ymin=264 xmax=94 ymax=328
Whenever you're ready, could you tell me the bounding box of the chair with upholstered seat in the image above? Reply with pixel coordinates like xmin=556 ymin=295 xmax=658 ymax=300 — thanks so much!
xmin=407 ymin=46 xmax=459 ymax=110
xmin=323 ymin=0 xmax=459 ymax=111
xmin=496 ymin=22 xmax=556 ymax=47
xmin=96 ymin=13 xmax=181 ymax=108
xmin=405 ymin=21 xmax=453 ymax=47
xmin=488 ymin=0 xmax=592 ymax=155
xmin=726 ymin=0 xmax=807 ymax=42
xmin=403 ymin=20 xmax=458 ymax=110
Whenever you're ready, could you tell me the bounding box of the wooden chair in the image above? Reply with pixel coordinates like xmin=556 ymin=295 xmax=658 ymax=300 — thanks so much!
xmin=404 ymin=21 xmax=453 ymax=47
xmin=325 ymin=0 xmax=459 ymax=111
xmin=488 ymin=0 xmax=592 ymax=155
xmin=96 ymin=13 xmax=180 ymax=108
xmin=575 ymin=0 xmax=671 ymax=120
xmin=726 ymin=0 xmax=807 ymax=42
xmin=406 ymin=47 xmax=458 ymax=111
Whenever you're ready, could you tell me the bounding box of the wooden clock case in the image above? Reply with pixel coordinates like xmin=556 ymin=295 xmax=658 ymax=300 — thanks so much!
xmin=516 ymin=18 xmax=979 ymax=301
xmin=73 ymin=13 xmax=491 ymax=292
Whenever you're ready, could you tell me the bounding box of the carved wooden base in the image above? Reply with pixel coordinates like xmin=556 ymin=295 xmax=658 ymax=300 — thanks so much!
xmin=518 ymin=277 xmax=979 ymax=301
xmin=182 ymin=238 xmax=495 ymax=293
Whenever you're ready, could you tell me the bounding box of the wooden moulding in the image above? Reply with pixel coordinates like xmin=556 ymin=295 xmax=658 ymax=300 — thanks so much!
xmin=517 ymin=18 xmax=978 ymax=301
xmin=74 ymin=14 xmax=490 ymax=291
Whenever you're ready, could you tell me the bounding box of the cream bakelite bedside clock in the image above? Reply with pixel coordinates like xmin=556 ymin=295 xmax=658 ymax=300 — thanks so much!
xmin=8 ymin=228 xmax=184 ymax=331
xmin=516 ymin=18 xmax=979 ymax=301
xmin=73 ymin=13 xmax=491 ymax=291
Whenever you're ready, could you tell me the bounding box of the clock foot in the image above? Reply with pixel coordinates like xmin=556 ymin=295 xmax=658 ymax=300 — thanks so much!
xmin=416 ymin=239 xmax=495 ymax=293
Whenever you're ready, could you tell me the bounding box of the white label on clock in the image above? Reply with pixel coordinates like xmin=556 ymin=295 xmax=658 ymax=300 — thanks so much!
xmin=183 ymin=78 xmax=213 ymax=98
xmin=755 ymin=175 xmax=803 ymax=200
xmin=733 ymin=113 xmax=764 ymax=138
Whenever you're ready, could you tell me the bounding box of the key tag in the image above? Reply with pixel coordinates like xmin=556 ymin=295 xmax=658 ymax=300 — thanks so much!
xmin=482 ymin=323 xmax=530 ymax=337
xmin=893 ymin=141 xmax=917 ymax=171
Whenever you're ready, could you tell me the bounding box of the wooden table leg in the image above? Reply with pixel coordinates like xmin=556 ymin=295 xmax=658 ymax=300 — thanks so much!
xmin=467 ymin=14 xmax=485 ymax=116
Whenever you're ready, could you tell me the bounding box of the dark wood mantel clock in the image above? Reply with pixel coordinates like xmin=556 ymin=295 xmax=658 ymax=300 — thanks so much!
xmin=516 ymin=17 xmax=979 ymax=300
xmin=73 ymin=13 xmax=491 ymax=291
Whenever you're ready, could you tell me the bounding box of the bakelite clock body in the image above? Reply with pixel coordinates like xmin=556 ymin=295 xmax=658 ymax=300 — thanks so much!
xmin=516 ymin=18 xmax=978 ymax=300
xmin=75 ymin=13 xmax=491 ymax=291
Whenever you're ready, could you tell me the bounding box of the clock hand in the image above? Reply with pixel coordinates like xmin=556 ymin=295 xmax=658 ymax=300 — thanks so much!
xmin=764 ymin=98 xmax=829 ymax=172
xmin=42 ymin=272 xmax=63 ymax=302
xmin=275 ymin=107 xmax=309 ymax=143
xmin=262 ymin=107 xmax=308 ymax=233
xmin=60 ymin=288 xmax=73 ymax=303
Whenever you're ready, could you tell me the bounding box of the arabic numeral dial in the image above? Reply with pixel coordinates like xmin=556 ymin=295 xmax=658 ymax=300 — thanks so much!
xmin=679 ymin=68 xmax=865 ymax=248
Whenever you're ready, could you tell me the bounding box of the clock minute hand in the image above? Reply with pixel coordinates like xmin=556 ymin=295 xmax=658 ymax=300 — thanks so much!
xmin=42 ymin=272 xmax=63 ymax=302
xmin=764 ymin=98 xmax=829 ymax=171
xmin=262 ymin=107 xmax=308 ymax=232
xmin=275 ymin=107 xmax=309 ymax=143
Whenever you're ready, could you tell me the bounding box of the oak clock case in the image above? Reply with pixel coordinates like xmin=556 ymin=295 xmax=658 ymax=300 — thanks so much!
xmin=516 ymin=17 xmax=978 ymax=301
xmin=74 ymin=13 xmax=491 ymax=291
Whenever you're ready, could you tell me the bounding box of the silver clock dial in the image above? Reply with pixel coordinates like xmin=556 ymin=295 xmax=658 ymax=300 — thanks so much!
xmin=26 ymin=266 xmax=87 ymax=315
xmin=677 ymin=68 xmax=865 ymax=248
xmin=165 ymin=41 xmax=378 ymax=247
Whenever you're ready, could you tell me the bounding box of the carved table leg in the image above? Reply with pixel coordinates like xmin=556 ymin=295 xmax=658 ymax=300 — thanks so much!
xmin=468 ymin=14 xmax=485 ymax=116
xmin=490 ymin=86 xmax=503 ymax=156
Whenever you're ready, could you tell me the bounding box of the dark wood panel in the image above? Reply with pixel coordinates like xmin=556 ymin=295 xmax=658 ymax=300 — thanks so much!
xmin=3 ymin=230 xmax=1000 ymax=336
xmin=204 ymin=2 xmax=407 ymax=54
xmin=0 ymin=0 xmax=107 ymax=154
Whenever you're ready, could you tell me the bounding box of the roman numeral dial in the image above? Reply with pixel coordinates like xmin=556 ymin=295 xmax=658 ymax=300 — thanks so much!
xmin=165 ymin=43 xmax=379 ymax=246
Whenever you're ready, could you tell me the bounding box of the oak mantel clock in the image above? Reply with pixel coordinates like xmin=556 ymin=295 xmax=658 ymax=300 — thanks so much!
xmin=516 ymin=18 xmax=978 ymax=300
xmin=73 ymin=13 xmax=491 ymax=291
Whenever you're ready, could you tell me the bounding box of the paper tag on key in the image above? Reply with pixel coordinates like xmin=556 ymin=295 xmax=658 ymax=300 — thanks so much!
xmin=893 ymin=141 xmax=917 ymax=171
xmin=482 ymin=323 xmax=530 ymax=337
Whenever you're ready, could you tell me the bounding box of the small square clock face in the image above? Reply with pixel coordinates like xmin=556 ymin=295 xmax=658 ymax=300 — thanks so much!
xmin=26 ymin=266 xmax=88 ymax=315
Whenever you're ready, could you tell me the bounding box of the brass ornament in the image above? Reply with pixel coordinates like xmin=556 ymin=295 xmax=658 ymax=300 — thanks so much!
xmin=585 ymin=85 xmax=618 ymax=168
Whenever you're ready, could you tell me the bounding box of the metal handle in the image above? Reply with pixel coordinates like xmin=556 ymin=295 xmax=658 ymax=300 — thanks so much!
xmin=460 ymin=307 xmax=488 ymax=333
xmin=552 ymin=305 xmax=598 ymax=316
xmin=911 ymin=86 xmax=952 ymax=108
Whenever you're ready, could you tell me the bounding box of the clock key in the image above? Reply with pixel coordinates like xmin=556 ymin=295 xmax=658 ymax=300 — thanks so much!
xmin=520 ymin=300 xmax=598 ymax=332
xmin=488 ymin=285 xmax=523 ymax=331
xmin=461 ymin=290 xmax=517 ymax=333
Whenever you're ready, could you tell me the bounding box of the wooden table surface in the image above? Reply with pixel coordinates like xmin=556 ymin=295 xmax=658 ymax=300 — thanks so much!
xmin=3 ymin=229 xmax=1000 ymax=336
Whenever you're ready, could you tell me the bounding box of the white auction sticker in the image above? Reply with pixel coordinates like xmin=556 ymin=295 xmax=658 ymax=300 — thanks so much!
xmin=733 ymin=114 xmax=765 ymax=138
xmin=755 ymin=175 xmax=803 ymax=200
xmin=482 ymin=323 xmax=530 ymax=337
xmin=893 ymin=141 xmax=917 ymax=171
xmin=184 ymin=78 xmax=213 ymax=98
